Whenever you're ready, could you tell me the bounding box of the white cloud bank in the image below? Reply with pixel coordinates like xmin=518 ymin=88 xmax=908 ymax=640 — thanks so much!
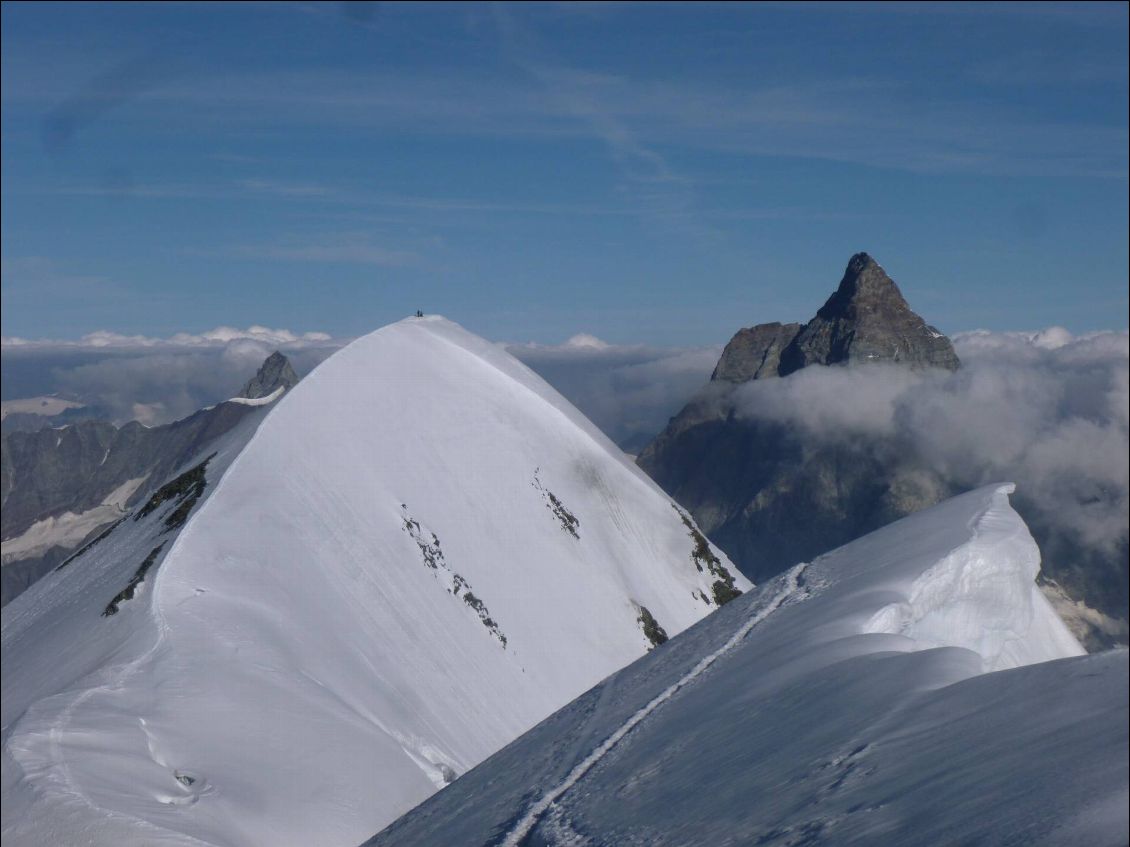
xmin=732 ymin=328 xmax=1129 ymax=564
xmin=1 ymin=326 xmax=346 ymax=426
xmin=4 ymin=326 xmax=722 ymax=441
xmin=2 ymin=325 xmax=335 ymax=349
xmin=6 ymin=321 xmax=1126 ymax=569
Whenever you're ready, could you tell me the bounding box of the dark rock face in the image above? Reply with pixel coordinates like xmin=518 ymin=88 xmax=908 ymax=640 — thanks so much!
xmin=706 ymin=253 xmax=960 ymax=390
xmin=705 ymin=253 xmax=958 ymax=390
xmin=779 ymin=253 xmax=960 ymax=375
xmin=711 ymin=322 xmax=802 ymax=383
xmin=240 ymin=351 xmax=298 ymax=399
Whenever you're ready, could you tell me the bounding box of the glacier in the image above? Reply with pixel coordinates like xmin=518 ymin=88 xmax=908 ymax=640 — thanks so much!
xmin=369 ymin=484 xmax=1127 ymax=847
xmin=1 ymin=316 xmax=744 ymax=847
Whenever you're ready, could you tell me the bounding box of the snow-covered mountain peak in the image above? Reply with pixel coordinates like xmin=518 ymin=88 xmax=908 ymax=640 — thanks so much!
xmin=2 ymin=315 xmax=746 ymax=847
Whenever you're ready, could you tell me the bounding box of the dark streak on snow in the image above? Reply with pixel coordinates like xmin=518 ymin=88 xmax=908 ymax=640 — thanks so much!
xmin=673 ymin=505 xmax=742 ymax=606
xmin=532 ymin=469 xmax=580 ymax=540
xmin=102 ymin=542 xmax=166 ymax=617
xmin=402 ymin=506 xmax=508 ymax=647
xmin=135 ymin=453 xmax=216 ymax=533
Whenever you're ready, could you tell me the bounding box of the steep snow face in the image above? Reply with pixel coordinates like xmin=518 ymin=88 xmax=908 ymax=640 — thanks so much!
xmin=1 ymin=316 xmax=743 ymax=847
xmin=369 ymin=486 xmax=1117 ymax=847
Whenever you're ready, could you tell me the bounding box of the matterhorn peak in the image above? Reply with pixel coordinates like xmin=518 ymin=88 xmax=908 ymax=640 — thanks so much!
xmin=779 ymin=251 xmax=960 ymax=374
xmin=817 ymin=251 xmax=910 ymax=317
xmin=840 ymin=251 xmax=897 ymax=296
xmin=708 ymin=253 xmax=960 ymax=384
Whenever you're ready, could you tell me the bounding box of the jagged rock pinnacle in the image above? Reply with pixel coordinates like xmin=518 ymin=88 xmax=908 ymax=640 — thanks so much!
xmin=240 ymin=351 xmax=299 ymax=399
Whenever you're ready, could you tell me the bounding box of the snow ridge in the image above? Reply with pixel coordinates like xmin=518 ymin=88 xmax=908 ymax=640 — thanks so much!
xmin=500 ymin=562 xmax=809 ymax=847
xmin=860 ymin=483 xmax=1081 ymax=670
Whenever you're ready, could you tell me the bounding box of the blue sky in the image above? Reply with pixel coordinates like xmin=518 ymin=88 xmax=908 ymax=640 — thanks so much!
xmin=2 ymin=1 xmax=1127 ymax=345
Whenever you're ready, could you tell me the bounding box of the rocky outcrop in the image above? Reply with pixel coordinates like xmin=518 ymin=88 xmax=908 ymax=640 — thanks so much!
xmin=240 ymin=351 xmax=298 ymax=399
xmin=711 ymin=322 xmax=802 ymax=383
xmin=0 ymin=404 xmax=254 ymax=604
xmin=639 ymin=253 xmax=1127 ymax=649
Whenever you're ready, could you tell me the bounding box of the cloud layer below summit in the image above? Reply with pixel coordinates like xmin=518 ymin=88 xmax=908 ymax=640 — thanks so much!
xmin=732 ymin=328 xmax=1129 ymax=561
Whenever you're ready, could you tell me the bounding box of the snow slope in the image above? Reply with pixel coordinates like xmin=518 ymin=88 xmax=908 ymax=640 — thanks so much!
xmin=370 ymin=485 xmax=1127 ymax=847
xmin=1 ymin=316 xmax=744 ymax=847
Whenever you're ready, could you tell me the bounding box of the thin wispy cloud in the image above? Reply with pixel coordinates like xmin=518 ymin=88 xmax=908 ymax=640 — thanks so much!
xmin=236 ymin=178 xmax=338 ymax=198
xmin=3 ymin=3 xmax=1123 ymax=181
xmin=488 ymin=2 xmax=703 ymax=243
xmin=33 ymin=177 xmax=672 ymax=220
xmin=3 ymin=2 xmax=1124 ymax=343
xmin=0 ymin=257 xmax=126 ymax=307
xmin=10 ymin=52 xmax=1125 ymax=184
xmin=231 ymin=237 xmax=423 ymax=268
xmin=15 ymin=53 xmax=1119 ymax=180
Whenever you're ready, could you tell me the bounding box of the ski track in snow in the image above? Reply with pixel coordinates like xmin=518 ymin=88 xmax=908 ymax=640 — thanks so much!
xmin=500 ymin=563 xmax=809 ymax=847
xmin=29 ymin=431 xmax=272 ymax=842
xmin=11 ymin=447 xmax=259 ymax=846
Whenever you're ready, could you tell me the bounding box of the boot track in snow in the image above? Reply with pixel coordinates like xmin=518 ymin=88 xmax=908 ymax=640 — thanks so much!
xmin=499 ymin=563 xmax=810 ymax=847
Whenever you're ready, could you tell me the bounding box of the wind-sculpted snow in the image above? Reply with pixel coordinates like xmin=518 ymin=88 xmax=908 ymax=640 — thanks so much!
xmin=369 ymin=485 xmax=1125 ymax=847
xmin=1 ymin=316 xmax=743 ymax=847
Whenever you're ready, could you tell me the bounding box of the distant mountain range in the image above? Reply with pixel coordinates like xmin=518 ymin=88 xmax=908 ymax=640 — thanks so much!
xmin=0 ymin=353 xmax=299 ymax=604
